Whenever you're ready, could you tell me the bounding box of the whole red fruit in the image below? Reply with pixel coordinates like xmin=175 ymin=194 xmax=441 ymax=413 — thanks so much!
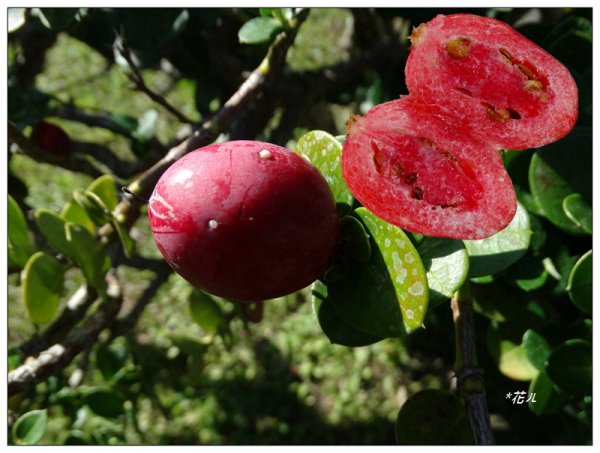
xmin=148 ymin=140 xmax=340 ymax=302
xmin=30 ymin=120 xmax=72 ymax=156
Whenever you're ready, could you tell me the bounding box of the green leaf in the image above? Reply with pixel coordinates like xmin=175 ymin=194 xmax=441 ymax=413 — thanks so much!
xmin=327 ymin=208 xmax=428 ymax=337
xmin=35 ymin=209 xmax=71 ymax=257
xmin=529 ymin=127 xmax=592 ymax=235
xmin=238 ymin=16 xmax=283 ymax=44
xmin=395 ymin=390 xmax=473 ymax=445
xmin=562 ymin=193 xmax=592 ymax=234
xmin=566 ymin=318 xmax=592 ymax=343
xmin=112 ymin=218 xmax=135 ymax=258
xmin=188 ymin=290 xmax=225 ymax=335
xmin=61 ymin=200 xmax=95 ymax=233
xmin=8 ymin=195 xmax=36 ymax=268
xmin=545 ymin=339 xmax=592 ymax=397
xmin=65 ymin=223 xmax=110 ymax=297
xmin=416 ymin=237 xmax=469 ymax=308
xmin=311 ymin=280 xmax=382 ymax=347
xmin=87 ymin=174 xmax=119 ymax=212
xmin=84 ymin=388 xmax=126 ymax=418
xmin=106 ymin=113 xmax=139 ymax=136
xmin=464 ymin=202 xmax=531 ymax=278
xmin=522 ymin=329 xmax=552 ymax=371
xmin=12 ymin=409 xmax=48 ymax=445
xmin=567 ymin=250 xmax=592 ymax=314
xmin=295 ymin=130 xmax=354 ymax=206
xmin=22 ymin=252 xmax=64 ymax=324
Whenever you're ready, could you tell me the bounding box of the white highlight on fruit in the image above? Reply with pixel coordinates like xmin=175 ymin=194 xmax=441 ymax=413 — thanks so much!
xmin=173 ymin=168 xmax=193 ymax=185
xmin=258 ymin=149 xmax=272 ymax=159
xmin=208 ymin=219 xmax=218 ymax=229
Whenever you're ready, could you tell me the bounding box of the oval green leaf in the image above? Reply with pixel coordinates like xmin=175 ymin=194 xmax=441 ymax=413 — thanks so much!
xmin=87 ymin=175 xmax=119 ymax=212
xmin=327 ymin=208 xmax=428 ymax=336
xmin=340 ymin=215 xmax=371 ymax=263
xmin=545 ymin=339 xmax=592 ymax=397
xmin=189 ymin=290 xmax=225 ymax=335
xmin=487 ymin=323 xmax=539 ymax=381
xmin=296 ymin=130 xmax=354 ymax=207
xmin=35 ymin=208 xmax=72 ymax=257
xmin=464 ymin=202 xmax=531 ymax=278
xmin=22 ymin=252 xmax=64 ymax=324
xmin=311 ymin=281 xmax=382 ymax=347
xmin=416 ymin=237 xmax=469 ymax=308
xmin=12 ymin=409 xmax=48 ymax=445
xmin=567 ymin=250 xmax=592 ymax=314
xmin=502 ymin=253 xmax=547 ymax=292
xmin=529 ymin=127 xmax=592 ymax=235
xmin=395 ymin=390 xmax=473 ymax=445
xmin=61 ymin=199 xmax=95 ymax=233
xmin=528 ymin=372 xmax=561 ymax=416
xmin=8 ymin=195 xmax=35 ymax=268
xmin=238 ymin=16 xmax=283 ymax=44
xmin=562 ymin=193 xmax=592 ymax=234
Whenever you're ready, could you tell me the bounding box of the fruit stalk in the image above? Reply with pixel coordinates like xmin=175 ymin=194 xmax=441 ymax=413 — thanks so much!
xmin=451 ymin=283 xmax=495 ymax=445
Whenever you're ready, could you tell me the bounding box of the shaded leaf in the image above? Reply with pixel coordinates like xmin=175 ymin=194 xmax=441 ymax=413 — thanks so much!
xmin=464 ymin=202 xmax=531 ymax=278
xmin=416 ymin=237 xmax=469 ymax=308
xmin=562 ymin=193 xmax=592 ymax=234
xmin=528 ymin=372 xmax=561 ymax=415
xmin=311 ymin=280 xmax=382 ymax=347
xmin=296 ymin=130 xmax=354 ymax=206
xmin=339 ymin=215 xmax=371 ymax=263
xmin=567 ymin=250 xmax=592 ymax=313
xmin=522 ymin=329 xmax=552 ymax=371
xmin=84 ymin=388 xmax=126 ymax=418
xmin=22 ymin=252 xmax=64 ymax=324
xmin=35 ymin=208 xmax=71 ymax=256
xmin=65 ymin=223 xmax=110 ymax=297
xmin=395 ymin=390 xmax=473 ymax=445
xmin=327 ymin=208 xmax=428 ymax=336
xmin=545 ymin=339 xmax=592 ymax=397
xmin=12 ymin=410 xmax=48 ymax=445
xmin=529 ymin=127 xmax=592 ymax=235
xmin=96 ymin=343 xmax=128 ymax=382
xmin=36 ymin=8 xmax=79 ymax=30
xmin=502 ymin=253 xmax=547 ymax=292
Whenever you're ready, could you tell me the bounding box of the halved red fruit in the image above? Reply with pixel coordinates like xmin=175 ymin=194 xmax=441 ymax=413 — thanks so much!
xmin=342 ymin=97 xmax=516 ymax=239
xmin=406 ymin=14 xmax=578 ymax=150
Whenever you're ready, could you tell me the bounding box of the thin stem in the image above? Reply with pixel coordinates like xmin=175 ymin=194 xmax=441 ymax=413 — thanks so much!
xmin=451 ymin=283 xmax=495 ymax=445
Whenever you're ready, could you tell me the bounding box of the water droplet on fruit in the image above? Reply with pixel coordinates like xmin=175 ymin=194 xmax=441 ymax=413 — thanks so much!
xmin=208 ymin=219 xmax=218 ymax=229
xmin=258 ymin=149 xmax=272 ymax=159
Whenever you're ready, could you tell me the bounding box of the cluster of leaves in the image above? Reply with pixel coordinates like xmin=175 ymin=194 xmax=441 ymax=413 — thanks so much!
xmin=8 ymin=7 xmax=592 ymax=445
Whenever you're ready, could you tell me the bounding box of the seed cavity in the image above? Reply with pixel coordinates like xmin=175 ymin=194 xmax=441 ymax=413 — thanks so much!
xmin=445 ymin=36 xmax=471 ymax=58
xmin=258 ymin=149 xmax=272 ymax=159
xmin=208 ymin=219 xmax=218 ymax=229
xmin=499 ymin=47 xmax=516 ymax=64
xmin=455 ymin=87 xmax=473 ymax=97
xmin=412 ymin=187 xmax=424 ymax=200
xmin=484 ymin=103 xmax=520 ymax=123
xmin=404 ymin=172 xmax=418 ymax=185
xmin=371 ymin=140 xmax=384 ymax=174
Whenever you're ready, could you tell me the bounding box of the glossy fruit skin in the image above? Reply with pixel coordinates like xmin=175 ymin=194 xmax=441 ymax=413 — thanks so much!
xmin=30 ymin=120 xmax=71 ymax=156
xmin=342 ymin=96 xmax=516 ymax=239
xmin=148 ymin=140 xmax=340 ymax=302
xmin=406 ymin=14 xmax=578 ymax=150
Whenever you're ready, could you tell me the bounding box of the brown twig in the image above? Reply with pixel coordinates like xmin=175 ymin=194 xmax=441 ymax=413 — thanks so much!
xmin=451 ymin=284 xmax=495 ymax=445
xmin=114 ymin=29 xmax=195 ymax=125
